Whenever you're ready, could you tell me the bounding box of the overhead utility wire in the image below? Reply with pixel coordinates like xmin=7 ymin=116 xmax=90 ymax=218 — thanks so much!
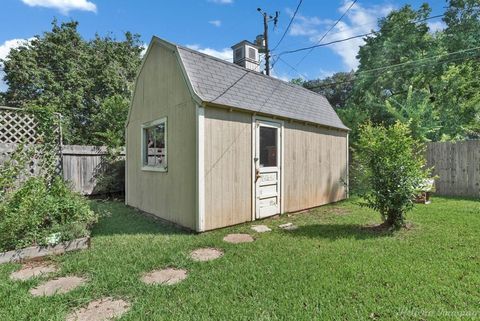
xmin=303 ymin=46 xmax=480 ymax=90
xmin=270 ymin=0 xmax=303 ymax=52
xmin=274 ymin=14 xmax=445 ymax=59
xmin=294 ymin=0 xmax=358 ymax=67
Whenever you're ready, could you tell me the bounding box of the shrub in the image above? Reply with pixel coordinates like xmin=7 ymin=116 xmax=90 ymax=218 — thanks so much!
xmin=0 ymin=105 xmax=98 ymax=251
xmin=0 ymin=177 xmax=97 ymax=251
xmin=355 ymin=121 xmax=431 ymax=229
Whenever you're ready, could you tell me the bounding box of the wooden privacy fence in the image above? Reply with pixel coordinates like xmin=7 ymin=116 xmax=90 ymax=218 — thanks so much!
xmin=426 ymin=140 xmax=480 ymax=198
xmin=0 ymin=143 xmax=125 ymax=195
xmin=62 ymin=145 xmax=125 ymax=195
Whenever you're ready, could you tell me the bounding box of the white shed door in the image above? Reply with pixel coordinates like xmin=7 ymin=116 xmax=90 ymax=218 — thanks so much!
xmin=255 ymin=120 xmax=281 ymax=219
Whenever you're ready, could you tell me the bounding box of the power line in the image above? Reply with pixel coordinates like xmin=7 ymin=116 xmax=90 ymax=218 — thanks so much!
xmin=272 ymin=13 xmax=445 ymax=54
xmin=303 ymin=46 xmax=480 ymax=90
xmin=295 ymin=0 xmax=358 ymax=67
xmin=274 ymin=14 xmax=445 ymax=59
xmin=274 ymin=56 xmax=307 ymax=79
xmin=276 ymin=32 xmax=371 ymax=56
xmin=270 ymin=0 xmax=303 ymax=52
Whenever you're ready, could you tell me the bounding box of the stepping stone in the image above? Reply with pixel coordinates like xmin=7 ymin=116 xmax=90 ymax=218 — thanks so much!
xmin=190 ymin=248 xmax=224 ymax=262
xmin=10 ymin=262 xmax=58 ymax=281
xmin=30 ymin=276 xmax=87 ymax=296
xmin=279 ymin=223 xmax=298 ymax=231
xmin=66 ymin=297 xmax=130 ymax=321
xmin=223 ymin=233 xmax=254 ymax=244
xmin=141 ymin=268 xmax=187 ymax=285
xmin=251 ymin=225 xmax=271 ymax=233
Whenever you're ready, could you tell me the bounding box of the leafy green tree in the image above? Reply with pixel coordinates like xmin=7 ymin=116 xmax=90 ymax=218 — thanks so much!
xmin=304 ymin=72 xmax=355 ymax=109
xmin=443 ymin=0 xmax=480 ymax=52
xmin=384 ymin=86 xmax=440 ymax=141
xmin=330 ymin=2 xmax=480 ymax=143
xmin=90 ymin=95 xmax=130 ymax=148
xmin=1 ymin=19 xmax=143 ymax=145
xmin=356 ymin=122 xmax=431 ymax=229
xmin=289 ymin=78 xmax=305 ymax=86
xmin=349 ymin=4 xmax=439 ymax=125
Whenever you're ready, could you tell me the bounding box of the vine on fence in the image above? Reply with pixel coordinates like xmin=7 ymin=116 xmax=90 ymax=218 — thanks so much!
xmin=0 ymin=106 xmax=97 ymax=251
xmin=0 ymin=106 xmax=61 ymax=201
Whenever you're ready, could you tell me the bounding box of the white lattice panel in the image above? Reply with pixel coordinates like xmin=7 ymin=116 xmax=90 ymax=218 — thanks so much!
xmin=0 ymin=107 xmax=62 ymax=176
xmin=0 ymin=108 xmax=39 ymax=144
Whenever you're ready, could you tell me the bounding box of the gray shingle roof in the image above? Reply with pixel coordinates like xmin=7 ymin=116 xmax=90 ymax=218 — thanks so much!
xmin=175 ymin=43 xmax=348 ymax=130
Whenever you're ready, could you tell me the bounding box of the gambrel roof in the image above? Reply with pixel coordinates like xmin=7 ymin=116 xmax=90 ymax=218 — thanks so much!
xmin=152 ymin=37 xmax=348 ymax=131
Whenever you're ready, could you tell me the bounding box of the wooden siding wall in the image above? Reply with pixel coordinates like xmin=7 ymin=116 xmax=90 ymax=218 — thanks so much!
xmin=426 ymin=140 xmax=480 ymax=197
xmin=203 ymin=108 xmax=252 ymax=230
xmin=126 ymin=42 xmax=197 ymax=230
xmin=283 ymin=122 xmax=348 ymax=212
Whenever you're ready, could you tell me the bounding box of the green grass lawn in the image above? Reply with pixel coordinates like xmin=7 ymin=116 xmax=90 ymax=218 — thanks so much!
xmin=0 ymin=196 xmax=479 ymax=320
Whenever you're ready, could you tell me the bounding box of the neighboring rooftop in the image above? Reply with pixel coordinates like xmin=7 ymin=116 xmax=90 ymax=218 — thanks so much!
xmin=156 ymin=37 xmax=348 ymax=131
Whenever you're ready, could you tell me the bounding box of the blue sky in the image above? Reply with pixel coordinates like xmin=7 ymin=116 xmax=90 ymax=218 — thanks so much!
xmin=0 ymin=0 xmax=446 ymax=91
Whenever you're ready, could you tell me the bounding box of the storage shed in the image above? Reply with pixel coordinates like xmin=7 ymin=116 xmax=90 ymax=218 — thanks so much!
xmin=125 ymin=37 xmax=349 ymax=232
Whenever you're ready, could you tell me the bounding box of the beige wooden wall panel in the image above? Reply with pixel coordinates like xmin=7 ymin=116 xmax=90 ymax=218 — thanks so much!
xmin=283 ymin=122 xmax=347 ymax=213
xmin=126 ymin=42 xmax=197 ymax=230
xmin=203 ymin=107 xmax=252 ymax=230
xmin=426 ymin=140 xmax=480 ymax=197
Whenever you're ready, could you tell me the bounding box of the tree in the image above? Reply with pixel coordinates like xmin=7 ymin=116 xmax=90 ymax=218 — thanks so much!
xmin=355 ymin=122 xmax=431 ymax=229
xmin=349 ymin=4 xmax=439 ymax=125
xmin=443 ymin=0 xmax=480 ymax=52
xmin=303 ymin=72 xmax=355 ymax=109
xmin=384 ymin=86 xmax=440 ymax=141
xmin=1 ymin=19 xmax=143 ymax=145
xmin=331 ymin=2 xmax=480 ymax=143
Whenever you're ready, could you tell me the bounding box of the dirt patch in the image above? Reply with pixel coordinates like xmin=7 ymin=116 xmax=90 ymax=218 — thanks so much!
xmin=141 ymin=268 xmax=187 ymax=285
xmin=251 ymin=225 xmax=271 ymax=233
xmin=29 ymin=276 xmax=87 ymax=296
xmin=10 ymin=262 xmax=58 ymax=281
xmin=66 ymin=297 xmax=130 ymax=321
xmin=190 ymin=248 xmax=224 ymax=262
xmin=223 ymin=234 xmax=254 ymax=244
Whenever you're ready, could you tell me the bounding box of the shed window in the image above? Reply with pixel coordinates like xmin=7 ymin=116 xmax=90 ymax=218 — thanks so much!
xmin=259 ymin=126 xmax=277 ymax=167
xmin=142 ymin=118 xmax=167 ymax=171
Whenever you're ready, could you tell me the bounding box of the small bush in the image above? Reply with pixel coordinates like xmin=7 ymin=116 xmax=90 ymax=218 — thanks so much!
xmin=0 ymin=177 xmax=97 ymax=251
xmin=355 ymin=121 xmax=431 ymax=229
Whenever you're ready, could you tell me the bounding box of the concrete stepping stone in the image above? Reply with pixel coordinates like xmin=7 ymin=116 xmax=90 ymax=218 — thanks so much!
xmin=251 ymin=225 xmax=271 ymax=233
xmin=279 ymin=223 xmax=298 ymax=231
xmin=223 ymin=233 xmax=254 ymax=244
xmin=30 ymin=276 xmax=87 ymax=296
xmin=141 ymin=268 xmax=187 ymax=285
xmin=190 ymin=248 xmax=224 ymax=262
xmin=10 ymin=262 xmax=58 ymax=281
xmin=66 ymin=297 xmax=130 ymax=321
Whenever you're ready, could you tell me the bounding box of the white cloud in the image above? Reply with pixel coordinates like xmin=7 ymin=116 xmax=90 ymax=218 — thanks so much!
xmin=21 ymin=0 xmax=97 ymax=14
xmin=289 ymin=1 xmax=395 ymax=70
xmin=286 ymin=8 xmax=323 ymax=36
xmin=187 ymin=44 xmax=233 ymax=62
xmin=271 ymin=69 xmax=292 ymax=82
xmin=140 ymin=43 xmax=148 ymax=57
xmin=209 ymin=20 xmax=222 ymax=27
xmin=317 ymin=68 xmax=336 ymax=79
xmin=208 ymin=0 xmax=233 ymax=4
xmin=0 ymin=38 xmax=31 ymax=92
xmin=428 ymin=21 xmax=446 ymax=33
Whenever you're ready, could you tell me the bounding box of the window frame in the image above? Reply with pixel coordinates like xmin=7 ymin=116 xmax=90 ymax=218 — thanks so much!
xmin=140 ymin=117 xmax=168 ymax=172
